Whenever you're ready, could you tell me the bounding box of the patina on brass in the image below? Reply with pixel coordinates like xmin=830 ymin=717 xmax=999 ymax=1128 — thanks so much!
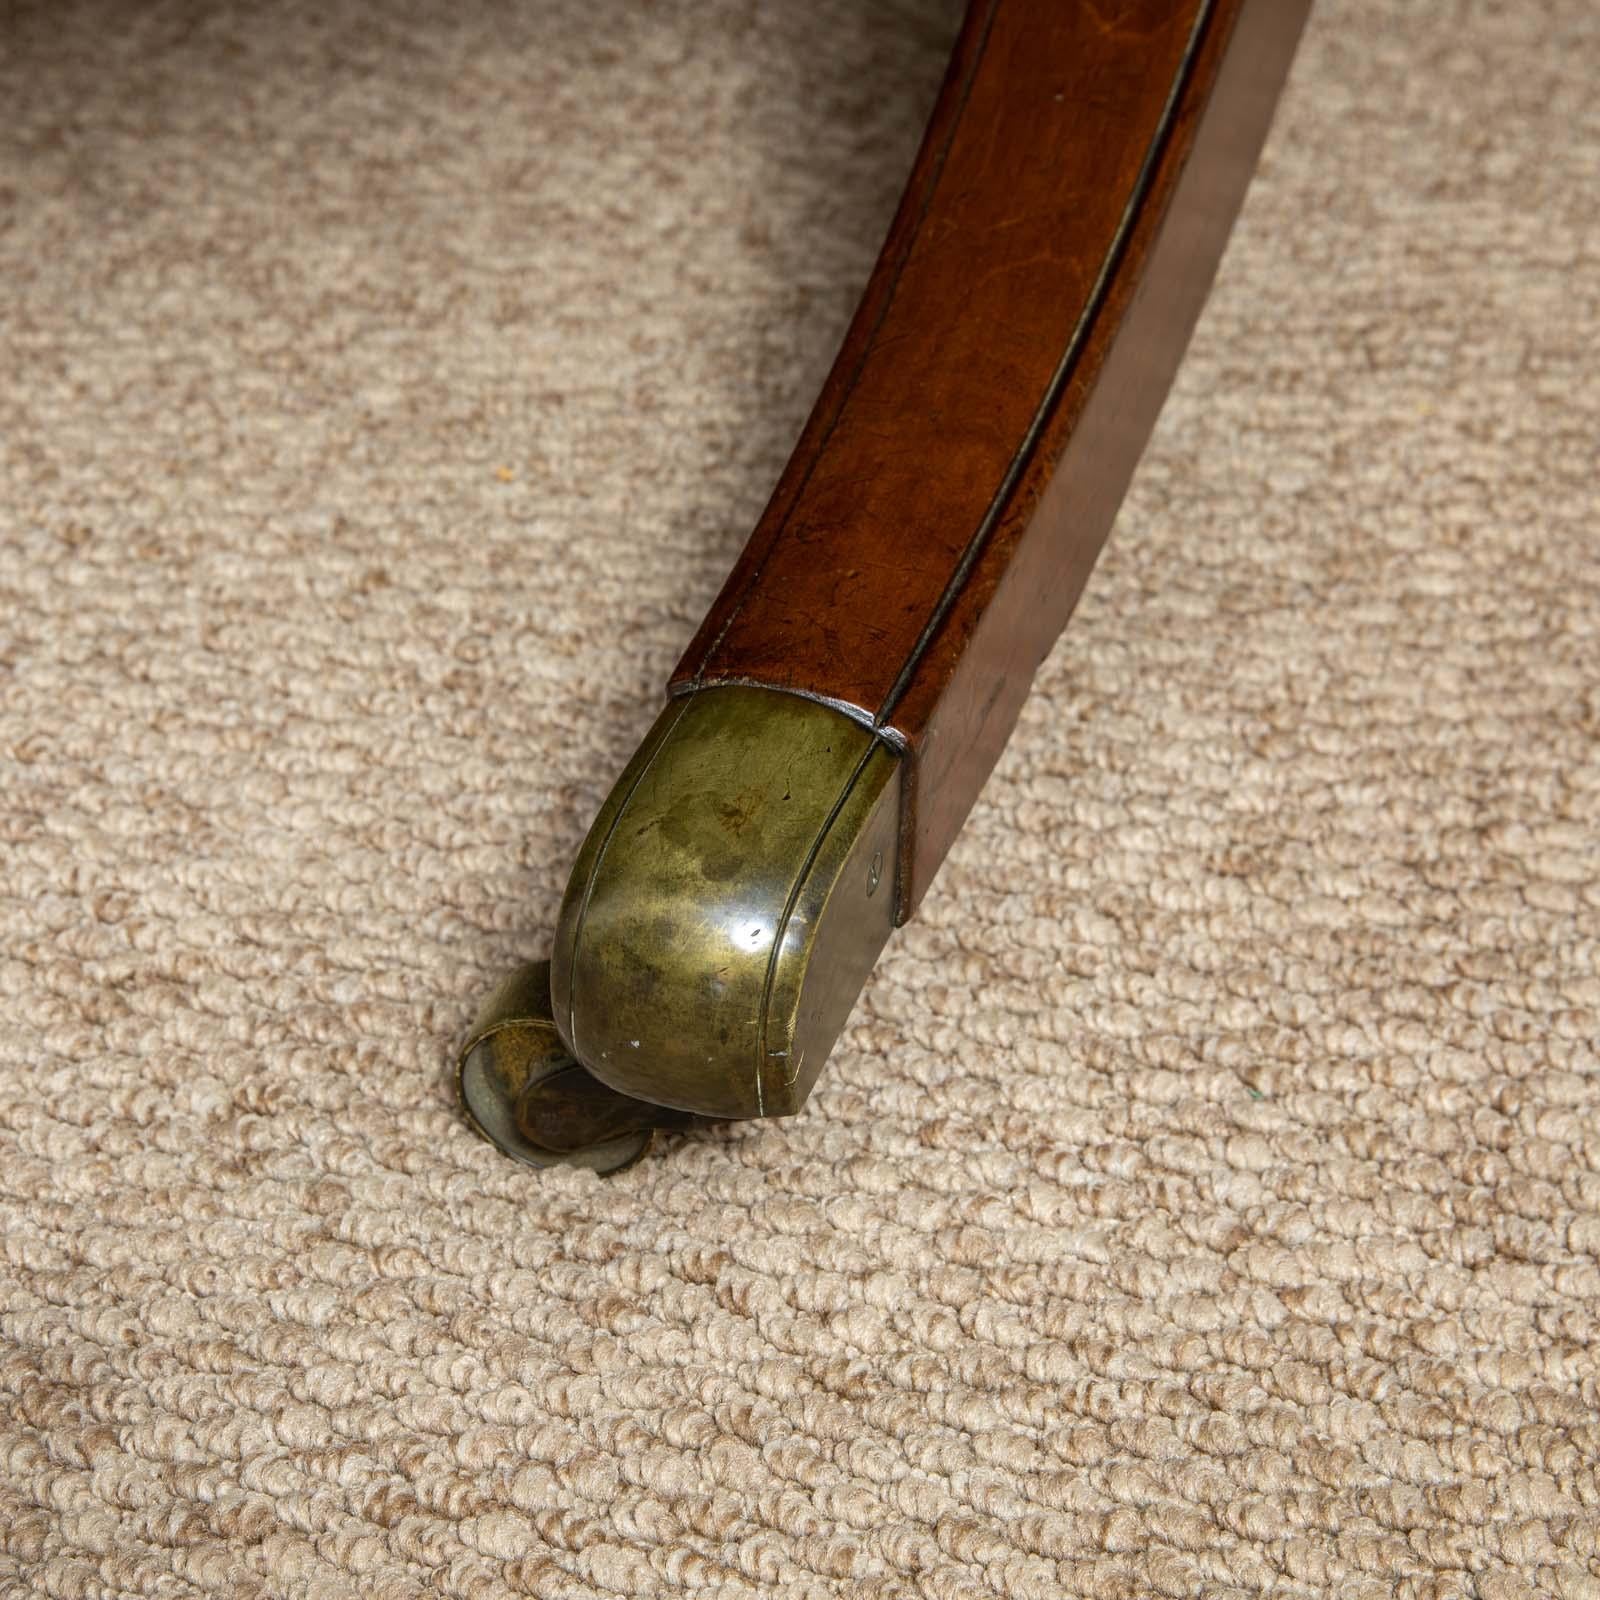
xmin=554 ymin=685 xmax=902 ymax=1121
xmin=459 ymin=686 xmax=902 ymax=1167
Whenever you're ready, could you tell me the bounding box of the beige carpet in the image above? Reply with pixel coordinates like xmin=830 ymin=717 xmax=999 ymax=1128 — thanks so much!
xmin=4 ymin=0 xmax=1599 ymax=1595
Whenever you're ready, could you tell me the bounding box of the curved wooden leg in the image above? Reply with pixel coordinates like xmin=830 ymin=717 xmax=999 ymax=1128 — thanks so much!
xmin=460 ymin=0 xmax=1311 ymax=1169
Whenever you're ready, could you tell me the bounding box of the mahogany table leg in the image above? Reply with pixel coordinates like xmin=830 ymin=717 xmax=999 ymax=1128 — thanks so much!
xmin=459 ymin=0 xmax=1311 ymax=1170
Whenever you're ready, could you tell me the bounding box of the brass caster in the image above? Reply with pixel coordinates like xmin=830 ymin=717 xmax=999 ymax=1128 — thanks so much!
xmin=460 ymin=687 xmax=903 ymax=1164
xmin=457 ymin=959 xmax=697 ymax=1175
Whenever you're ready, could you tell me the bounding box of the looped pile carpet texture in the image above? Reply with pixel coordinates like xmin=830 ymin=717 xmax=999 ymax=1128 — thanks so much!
xmin=3 ymin=1 xmax=1598 ymax=1596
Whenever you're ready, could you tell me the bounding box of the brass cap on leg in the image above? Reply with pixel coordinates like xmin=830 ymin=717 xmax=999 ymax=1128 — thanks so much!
xmin=552 ymin=686 xmax=901 ymax=1122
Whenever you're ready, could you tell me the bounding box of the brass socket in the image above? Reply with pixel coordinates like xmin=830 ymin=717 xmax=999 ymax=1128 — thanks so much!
xmin=551 ymin=686 xmax=902 ymax=1121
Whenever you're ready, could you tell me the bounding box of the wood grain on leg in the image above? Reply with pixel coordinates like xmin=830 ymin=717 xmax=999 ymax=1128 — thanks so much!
xmin=670 ymin=0 xmax=1310 ymax=913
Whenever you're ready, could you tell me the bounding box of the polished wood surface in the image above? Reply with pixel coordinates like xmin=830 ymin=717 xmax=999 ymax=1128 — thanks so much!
xmin=669 ymin=0 xmax=1310 ymax=914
